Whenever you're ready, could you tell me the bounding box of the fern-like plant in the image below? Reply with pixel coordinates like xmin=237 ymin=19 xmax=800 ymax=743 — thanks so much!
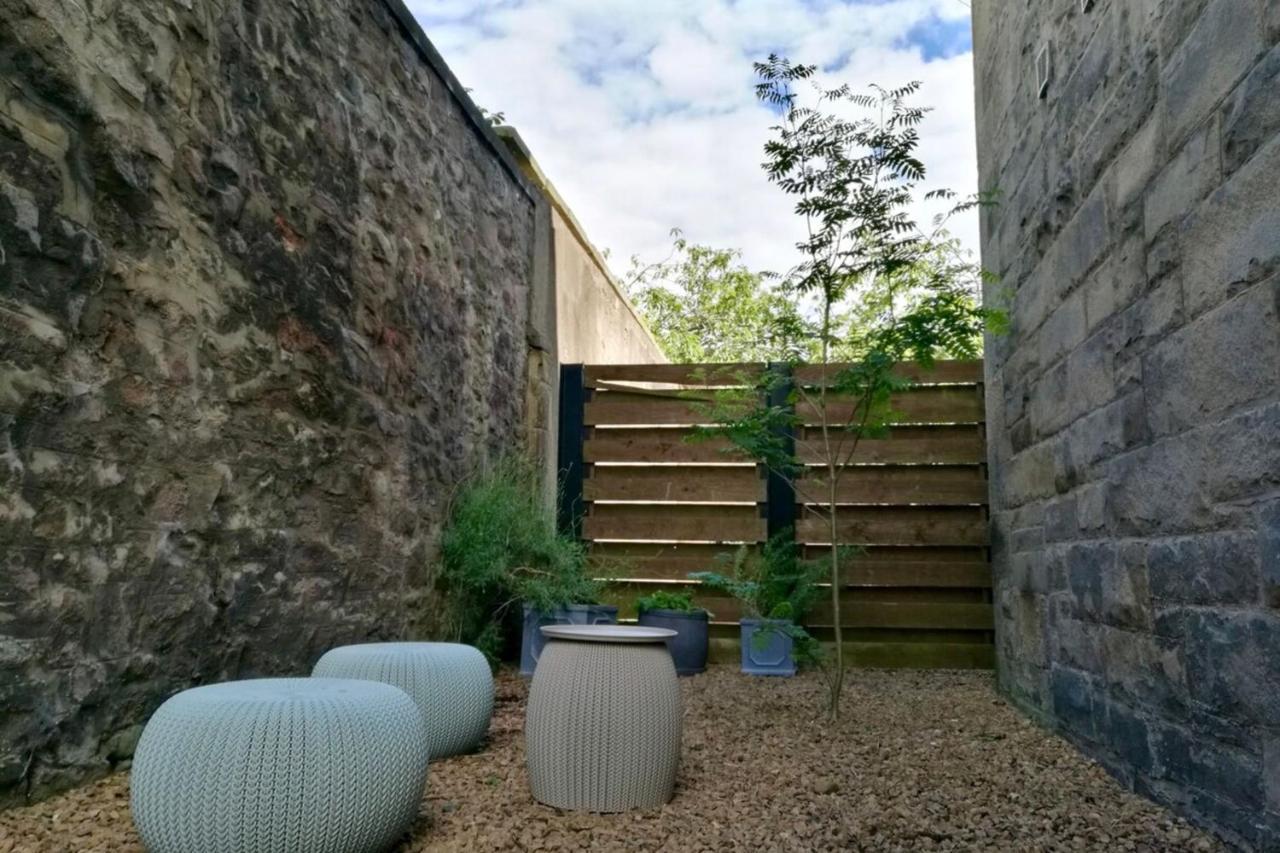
xmin=690 ymin=531 xmax=826 ymax=665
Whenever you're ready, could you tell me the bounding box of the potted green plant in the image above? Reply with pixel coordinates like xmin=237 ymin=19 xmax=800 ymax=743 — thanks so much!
xmin=690 ymin=531 xmax=823 ymax=676
xmin=635 ymin=589 xmax=710 ymax=675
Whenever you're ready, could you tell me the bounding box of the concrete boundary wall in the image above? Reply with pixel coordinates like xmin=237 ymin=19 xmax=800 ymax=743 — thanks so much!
xmin=498 ymin=127 xmax=666 ymax=366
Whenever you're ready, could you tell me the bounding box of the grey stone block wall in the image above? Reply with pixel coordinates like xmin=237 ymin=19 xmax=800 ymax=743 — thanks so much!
xmin=0 ymin=0 xmax=540 ymax=803
xmin=973 ymin=1 xmax=1279 ymax=847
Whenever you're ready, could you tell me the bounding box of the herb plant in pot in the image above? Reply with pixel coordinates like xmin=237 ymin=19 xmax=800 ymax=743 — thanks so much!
xmin=690 ymin=532 xmax=823 ymax=676
xmin=635 ymin=589 xmax=710 ymax=676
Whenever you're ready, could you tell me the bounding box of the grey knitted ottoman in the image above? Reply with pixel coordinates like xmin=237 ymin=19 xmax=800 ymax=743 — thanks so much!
xmin=525 ymin=625 xmax=682 ymax=812
xmin=312 ymin=642 xmax=494 ymax=759
xmin=130 ymin=678 xmax=429 ymax=853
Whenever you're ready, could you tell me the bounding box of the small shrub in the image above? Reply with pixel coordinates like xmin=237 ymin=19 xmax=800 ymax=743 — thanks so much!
xmin=438 ymin=457 xmax=600 ymax=663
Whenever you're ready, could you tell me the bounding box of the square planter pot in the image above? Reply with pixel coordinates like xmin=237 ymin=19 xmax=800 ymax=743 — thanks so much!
xmin=739 ymin=618 xmax=796 ymax=676
xmin=637 ymin=609 xmax=709 ymax=675
xmin=520 ymin=604 xmax=618 ymax=675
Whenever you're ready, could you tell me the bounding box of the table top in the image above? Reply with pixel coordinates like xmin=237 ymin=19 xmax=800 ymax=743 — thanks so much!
xmin=539 ymin=625 xmax=677 ymax=644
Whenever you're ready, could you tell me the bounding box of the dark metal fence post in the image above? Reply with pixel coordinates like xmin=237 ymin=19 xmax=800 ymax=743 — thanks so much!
xmin=557 ymin=363 xmax=587 ymax=539
xmin=764 ymin=362 xmax=797 ymax=542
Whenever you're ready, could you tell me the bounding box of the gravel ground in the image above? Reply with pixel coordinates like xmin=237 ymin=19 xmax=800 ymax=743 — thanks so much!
xmin=0 ymin=668 xmax=1223 ymax=852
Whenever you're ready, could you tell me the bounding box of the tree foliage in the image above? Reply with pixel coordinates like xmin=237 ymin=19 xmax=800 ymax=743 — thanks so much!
xmin=624 ymin=232 xmax=806 ymax=363
xmin=695 ymin=57 xmax=1003 ymax=719
xmin=625 ymin=229 xmax=991 ymax=365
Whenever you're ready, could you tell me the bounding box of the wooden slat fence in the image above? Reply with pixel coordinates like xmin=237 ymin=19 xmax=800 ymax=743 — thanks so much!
xmin=559 ymin=360 xmax=994 ymax=670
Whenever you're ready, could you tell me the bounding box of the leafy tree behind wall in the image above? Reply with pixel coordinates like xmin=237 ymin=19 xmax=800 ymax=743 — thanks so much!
xmin=624 ymin=231 xmax=987 ymax=365
xmin=623 ymin=233 xmax=807 ymax=363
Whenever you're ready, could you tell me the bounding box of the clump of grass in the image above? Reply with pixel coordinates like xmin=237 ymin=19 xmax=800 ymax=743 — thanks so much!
xmin=438 ymin=456 xmax=600 ymax=664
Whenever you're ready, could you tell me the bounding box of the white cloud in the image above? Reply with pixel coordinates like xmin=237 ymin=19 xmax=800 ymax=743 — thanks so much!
xmin=408 ymin=0 xmax=979 ymax=277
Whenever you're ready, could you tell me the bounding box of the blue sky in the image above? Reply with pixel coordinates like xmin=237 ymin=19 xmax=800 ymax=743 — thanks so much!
xmin=408 ymin=0 xmax=979 ymax=276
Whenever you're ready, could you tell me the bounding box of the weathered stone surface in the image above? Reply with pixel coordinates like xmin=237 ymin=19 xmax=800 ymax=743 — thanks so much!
xmin=976 ymin=0 xmax=1279 ymax=845
xmin=1262 ymin=501 xmax=1280 ymax=609
xmin=1146 ymin=281 xmax=1274 ymax=438
xmin=1103 ymin=700 xmax=1154 ymax=775
xmin=1221 ymin=43 xmax=1280 ymax=175
xmin=1160 ymin=0 xmax=1265 ymax=147
xmin=1148 ymin=531 xmax=1261 ymax=606
xmin=1266 ymin=735 xmax=1280 ymax=813
xmin=0 ymin=0 xmax=538 ymax=805
xmin=1050 ymin=665 xmax=1098 ymax=740
xmin=1143 ymin=114 xmax=1221 ymax=243
xmin=1180 ymin=138 xmax=1280 ymax=319
xmin=1182 ymin=610 xmax=1280 ymax=728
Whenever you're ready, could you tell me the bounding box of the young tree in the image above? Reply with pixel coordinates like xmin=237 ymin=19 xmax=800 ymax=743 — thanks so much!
xmin=624 ymin=232 xmax=808 ymax=363
xmin=702 ymin=57 xmax=1001 ymax=719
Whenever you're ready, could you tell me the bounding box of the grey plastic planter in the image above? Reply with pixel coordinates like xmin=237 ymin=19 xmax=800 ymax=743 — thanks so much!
xmin=637 ymin=608 xmax=708 ymax=675
xmin=520 ymin=603 xmax=618 ymax=675
xmin=740 ymin=618 xmax=796 ymax=676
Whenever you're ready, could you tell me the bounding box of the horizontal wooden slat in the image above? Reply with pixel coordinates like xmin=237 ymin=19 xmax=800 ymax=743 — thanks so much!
xmin=583 ymin=360 xmax=983 ymax=388
xmin=797 ymin=507 xmax=989 ymax=546
xmin=584 ymin=429 xmax=749 ymax=463
xmin=592 ymin=544 xmax=990 ymax=584
xmin=603 ymin=586 xmax=992 ymax=630
xmin=793 ymin=359 xmax=983 ymax=386
xmin=585 ymin=466 xmax=763 ymax=503
xmin=803 ymin=626 xmax=993 ymax=644
xmin=797 ymin=425 xmax=985 ymax=464
xmin=641 ymin=594 xmax=992 ymax=629
xmin=596 ymin=559 xmax=991 ymax=589
xmin=584 ymin=394 xmax=745 ymax=426
xmin=795 ymin=466 xmax=987 ymax=505
xmin=589 ymin=542 xmax=744 ymax=577
xmin=805 ymin=601 xmax=993 ymax=630
xmin=587 ymin=386 xmax=983 ymax=427
xmin=584 ymin=504 xmax=766 ymax=543
xmin=585 ymin=363 xmax=764 ymax=386
xmin=803 ymin=545 xmax=988 ymax=564
xmin=586 ymin=425 xmax=985 ymax=464
xmin=835 ymin=560 xmax=991 ymax=588
xmin=603 ymin=580 xmax=987 ymax=604
xmin=795 ymin=387 xmax=983 ymax=426
xmin=589 ymin=385 xmax=719 ymax=401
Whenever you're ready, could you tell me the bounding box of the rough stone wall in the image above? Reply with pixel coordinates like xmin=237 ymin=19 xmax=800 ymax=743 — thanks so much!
xmin=973 ymin=1 xmax=1280 ymax=846
xmin=0 ymin=0 xmax=540 ymax=802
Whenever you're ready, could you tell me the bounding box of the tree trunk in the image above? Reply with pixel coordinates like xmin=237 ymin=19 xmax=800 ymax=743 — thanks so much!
xmin=818 ymin=300 xmax=844 ymax=721
xmin=827 ymin=468 xmax=843 ymax=720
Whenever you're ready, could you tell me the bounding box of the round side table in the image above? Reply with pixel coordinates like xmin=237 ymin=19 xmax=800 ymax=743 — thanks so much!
xmin=525 ymin=625 xmax=682 ymax=812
